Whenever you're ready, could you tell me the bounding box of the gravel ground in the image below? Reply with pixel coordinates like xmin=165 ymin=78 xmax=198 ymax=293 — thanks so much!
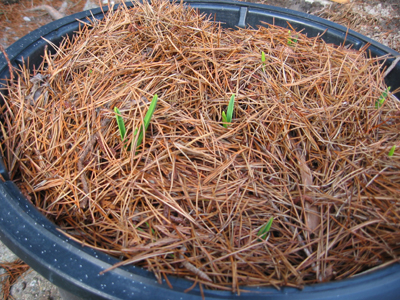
xmin=0 ymin=240 xmax=62 ymax=299
xmin=0 ymin=0 xmax=399 ymax=299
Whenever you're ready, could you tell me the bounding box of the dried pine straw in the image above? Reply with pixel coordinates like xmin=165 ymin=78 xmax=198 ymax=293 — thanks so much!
xmin=1 ymin=0 xmax=400 ymax=292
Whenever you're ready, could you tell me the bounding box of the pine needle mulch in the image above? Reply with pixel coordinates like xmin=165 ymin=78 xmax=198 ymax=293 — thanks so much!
xmin=1 ymin=0 xmax=400 ymax=292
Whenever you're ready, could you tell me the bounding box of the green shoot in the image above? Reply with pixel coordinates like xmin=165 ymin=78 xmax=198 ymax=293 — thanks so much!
xmin=261 ymin=51 xmax=266 ymax=71
xmin=114 ymin=107 xmax=127 ymax=142
xmin=261 ymin=51 xmax=266 ymax=63
xmin=389 ymin=145 xmax=396 ymax=157
xmin=222 ymin=111 xmax=228 ymax=124
xmin=257 ymin=217 xmax=273 ymax=241
xmin=226 ymin=94 xmax=235 ymax=123
xmin=375 ymin=86 xmax=391 ymax=109
xmin=145 ymin=221 xmax=155 ymax=235
xmin=136 ymin=221 xmax=155 ymax=234
xmin=222 ymin=94 xmax=235 ymax=128
xmin=114 ymin=94 xmax=158 ymax=151
xmin=133 ymin=94 xmax=158 ymax=149
xmin=287 ymin=30 xmax=298 ymax=45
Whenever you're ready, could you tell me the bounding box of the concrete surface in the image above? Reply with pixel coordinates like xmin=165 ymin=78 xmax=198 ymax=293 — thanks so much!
xmin=0 ymin=240 xmax=62 ymax=300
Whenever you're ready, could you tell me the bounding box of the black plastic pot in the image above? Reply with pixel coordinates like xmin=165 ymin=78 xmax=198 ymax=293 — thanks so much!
xmin=0 ymin=1 xmax=399 ymax=299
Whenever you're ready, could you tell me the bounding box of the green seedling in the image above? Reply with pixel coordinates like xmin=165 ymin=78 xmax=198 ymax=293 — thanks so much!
xmin=287 ymin=30 xmax=298 ymax=46
xmin=375 ymin=87 xmax=391 ymax=109
xmin=261 ymin=51 xmax=266 ymax=71
xmin=114 ymin=107 xmax=127 ymax=142
xmin=114 ymin=94 xmax=158 ymax=151
xmin=136 ymin=222 xmax=155 ymax=234
xmin=222 ymin=94 xmax=235 ymax=128
xmin=132 ymin=94 xmax=158 ymax=150
xmin=257 ymin=217 xmax=273 ymax=241
xmin=389 ymin=145 xmax=396 ymax=157
xmin=145 ymin=221 xmax=155 ymax=235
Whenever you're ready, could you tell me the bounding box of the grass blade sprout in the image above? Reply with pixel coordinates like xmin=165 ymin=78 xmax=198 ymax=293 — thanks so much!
xmin=222 ymin=94 xmax=235 ymax=128
xmin=375 ymin=86 xmax=391 ymax=108
xmin=114 ymin=107 xmax=126 ymax=142
xmin=287 ymin=30 xmax=298 ymax=45
xmin=257 ymin=217 xmax=273 ymax=241
xmin=133 ymin=94 xmax=158 ymax=149
xmin=389 ymin=145 xmax=396 ymax=157
xmin=261 ymin=51 xmax=266 ymax=71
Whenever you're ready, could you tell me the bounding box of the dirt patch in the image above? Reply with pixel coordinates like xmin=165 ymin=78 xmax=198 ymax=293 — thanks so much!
xmin=316 ymin=0 xmax=400 ymax=52
xmin=0 ymin=0 xmax=87 ymax=48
